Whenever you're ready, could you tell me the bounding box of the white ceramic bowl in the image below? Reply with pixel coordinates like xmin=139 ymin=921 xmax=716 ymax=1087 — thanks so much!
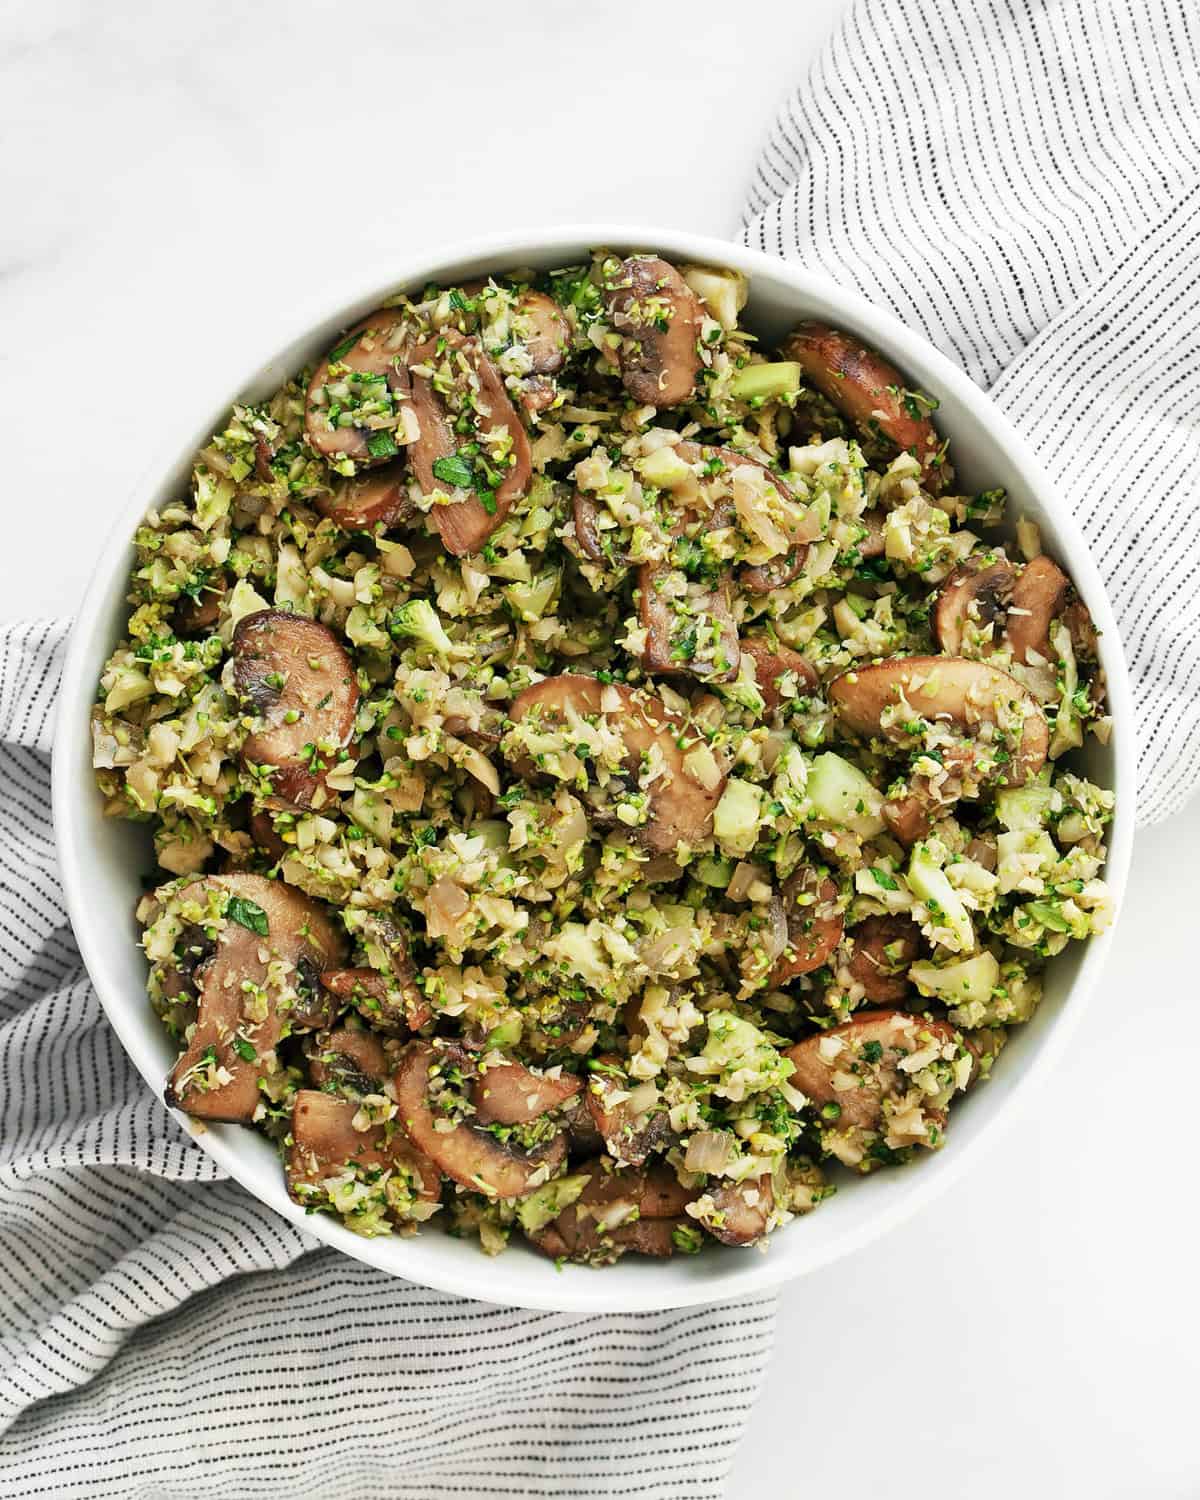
xmin=53 ymin=226 xmax=1135 ymax=1312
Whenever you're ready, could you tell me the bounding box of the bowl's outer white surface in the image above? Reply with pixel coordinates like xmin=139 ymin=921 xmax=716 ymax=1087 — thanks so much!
xmin=53 ymin=226 xmax=1135 ymax=1313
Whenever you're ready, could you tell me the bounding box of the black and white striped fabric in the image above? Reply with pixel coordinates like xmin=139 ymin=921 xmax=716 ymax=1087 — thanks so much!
xmin=744 ymin=0 xmax=1200 ymax=824
xmin=0 ymin=622 xmax=777 ymax=1497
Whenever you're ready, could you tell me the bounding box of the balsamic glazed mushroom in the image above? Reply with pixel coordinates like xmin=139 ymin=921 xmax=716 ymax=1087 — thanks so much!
xmin=507 ymin=675 xmax=726 ymax=854
xmin=785 ymin=1009 xmax=977 ymax=1169
xmin=739 ymin=636 xmax=819 ymax=714
xmin=233 ymin=610 xmax=359 ymax=809
xmin=846 ymin=915 xmax=922 ymax=1004
xmin=781 ymin=323 xmax=946 ymax=492
xmin=771 ymin=866 xmax=843 ymax=985
xmin=393 ymin=1041 xmax=567 ymax=1199
xmin=528 ymin=1160 xmax=695 ymax=1262
xmin=164 ymin=874 xmax=345 ymax=1122
xmin=286 ymin=1089 xmax=441 ymax=1215
xmin=407 ymin=330 xmax=532 ymax=557
xmin=584 ymin=1057 xmax=673 ymax=1167
xmin=829 ymin=656 xmax=1050 ymax=786
xmin=305 ymin=307 xmax=413 ymax=468
xmin=604 ymin=255 xmax=704 ymax=407
xmin=316 ymin=464 xmax=412 ymax=533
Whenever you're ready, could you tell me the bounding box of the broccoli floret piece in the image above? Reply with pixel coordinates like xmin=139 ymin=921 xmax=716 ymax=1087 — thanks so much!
xmin=389 ymin=599 xmax=454 ymax=659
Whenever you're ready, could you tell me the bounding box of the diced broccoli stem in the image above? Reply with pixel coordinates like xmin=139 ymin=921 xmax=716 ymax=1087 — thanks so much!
xmin=730 ymin=362 xmax=803 ymax=402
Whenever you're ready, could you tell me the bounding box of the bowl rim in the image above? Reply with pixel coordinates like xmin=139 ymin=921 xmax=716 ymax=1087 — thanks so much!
xmin=53 ymin=224 xmax=1136 ymax=1312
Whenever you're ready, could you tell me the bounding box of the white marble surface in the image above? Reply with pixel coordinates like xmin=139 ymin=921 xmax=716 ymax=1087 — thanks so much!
xmin=3 ymin=2 xmax=1198 ymax=1496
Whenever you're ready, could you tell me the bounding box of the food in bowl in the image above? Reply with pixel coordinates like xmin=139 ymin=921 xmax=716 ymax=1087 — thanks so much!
xmin=92 ymin=250 xmax=1115 ymax=1266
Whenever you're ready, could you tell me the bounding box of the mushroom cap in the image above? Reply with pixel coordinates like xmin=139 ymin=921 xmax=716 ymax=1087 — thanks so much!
xmin=316 ymin=464 xmax=412 ymax=532
xmin=287 ymin=1090 xmax=440 ymax=1208
xmin=305 ymin=1025 xmax=390 ymax=1093
xmin=772 ymin=866 xmax=843 ymax=985
xmin=739 ymin=636 xmax=819 ymax=713
xmin=165 ymin=874 xmax=345 ymax=1122
xmin=847 ymin=915 xmax=922 ymax=1004
xmin=507 ymin=675 xmax=725 ymax=854
xmin=407 ymin=331 xmax=532 ymax=557
xmin=781 ymin=322 xmax=945 ymax=491
xmin=393 ymin=1041 xmax=567 ymax=1200
xmin=605 ymin=256 xmax=703 ymax=408
xmin=305 ymin=306 xmax=412 ymax=467
xmin=701 ymin=1174 xmax=774 ymax=1247
xmin=471 ymin=1056 xmax=582 ymax=1127
xmin=933 ymin=558 xmax=1017 ymax=657
xmin=513 ymin=290 xmax=570 ymax=375
xmin=829 ymin=655 xmax=1049 ymax=783
xmin=1006 ymin=554 xmax=1071 ymax=664
xmin=584 ymin=1056 xmax=674 ymax=1167
xmin=528 ymin=1159 xmax=695 ymax=1261
xmin=785 ymin=1009 xmax=967 ymax=1133
xmin=233 ymin=610 xmax=359 ymax=809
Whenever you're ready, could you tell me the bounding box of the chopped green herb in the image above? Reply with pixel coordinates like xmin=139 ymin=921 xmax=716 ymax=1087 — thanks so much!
xmin=226 ymin=896 xmax=269 ymax=937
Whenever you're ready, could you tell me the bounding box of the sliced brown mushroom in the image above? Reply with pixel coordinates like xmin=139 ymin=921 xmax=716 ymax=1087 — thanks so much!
xmin=772 ymin=866 xmax=843 ymax=985
xmin=248 ymin=807 xmax=288 ymax=862
xmin=740 ymin=549 xmax=808 ymax=592
xmin=286 ymin=1089 xmax=441 ymax=1212
xmin=507 ymin=675 xmax=726 ymax=854
xmin=571 ymin=491 xmax=628 ymax=567
xmin=315 ymin=463 xmax=412 ymax=532
xmin=697 ymin=1174 xmax=774 ymax=1247
xmin=407 ymin=331 xmax=532 ymax=557
xmin=781 ymin=323 xmax=945 ymax=491
xmin=393 ymin=1041 xmax=566 ymax=1200
xmin=829 ymin=655 xmax=1049 ymax=785
xmin=934 ymin=558 xmax=1018 ymax=656
xmin=514 ymin=290 xmax=570 ymax=375
xmin=1005 ymin=555 xmax=1071 ymax=665
xmin=471 ymin=1056 xmax=582 ymax=1127
xmin=881 ymin=793 xmax=932 ymax=847
xmin=584 ymin=1057 xmax=673 ymax=1166
xmin=321 ymin=956 xmax=430 ymax=1036
xmin=173 ymin=575 xmax=226 ymax=636
xmin=164 ymin=874 xmax=345 ymax=1122
xmin=528 ymin=1160 xmax=695 ymax=1262
xmin=305 ymin=307 xmax=412 ymax=468
xmin=604 ymin=255 xmax=703 ymax=408
xmin=233 ymin=610 xmax=359 ymax=809
xmin=856 ymin=508 xmax=887 ymax=560
xmin=639 ymin=567 xmax=740 ymax=683
xmin=847 ymin=915 xmax=921 ymax=1003
xmin=785 ymin=1009 xmax=974 ymax=1167
xmin=305 ymin=1025 xmax=390 ymax=1093
xmin=739 ymin=636 xmax=819 ymax=713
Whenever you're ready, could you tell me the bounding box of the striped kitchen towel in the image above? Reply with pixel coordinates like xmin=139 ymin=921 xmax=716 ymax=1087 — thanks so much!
xmin=742 ymin=0 xmax=1200 ymax=824
xmin=0 ymin=620 xmax=777 ymax=1496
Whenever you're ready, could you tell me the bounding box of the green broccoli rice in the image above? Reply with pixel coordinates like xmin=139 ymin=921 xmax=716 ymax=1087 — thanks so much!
xmin=94 ymin=250 xmax=1114 ymax=1265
